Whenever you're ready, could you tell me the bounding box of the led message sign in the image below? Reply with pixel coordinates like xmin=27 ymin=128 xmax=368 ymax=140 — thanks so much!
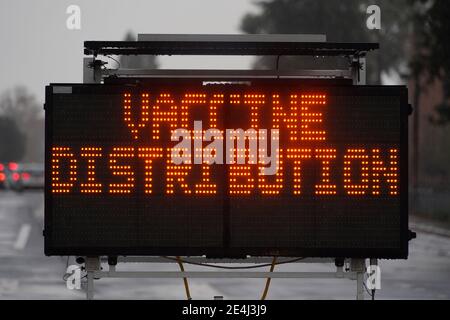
xmin=45 ymin=79 xmax=409 ymax=258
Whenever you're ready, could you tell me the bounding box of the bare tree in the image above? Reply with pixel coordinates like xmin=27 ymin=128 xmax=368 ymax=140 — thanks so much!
xmin=0 ymin=86 xmax=44 ymax=162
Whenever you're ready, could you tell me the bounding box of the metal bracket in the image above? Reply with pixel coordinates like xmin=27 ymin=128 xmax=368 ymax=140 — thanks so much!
xmin=81 ymin=256 xmax=371 ymax=300
xmin=85 ymin=257 xmax=101 ymax=300
xmin=83 ymin=33 xmax=377 ymax=84
xmin=351 ymin=55 xmax=367 ymax=85
xmin=350 ymin=259 xmax=366 ymax=300
xmin=83 ymin=58 xmax=104 ymax=84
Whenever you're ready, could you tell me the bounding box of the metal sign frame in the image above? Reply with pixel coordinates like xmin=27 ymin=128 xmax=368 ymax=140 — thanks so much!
xmin=45 ymin=81 xmax=409 ymax=259
xmin=56 ymin=34 xmax=407 ymax=300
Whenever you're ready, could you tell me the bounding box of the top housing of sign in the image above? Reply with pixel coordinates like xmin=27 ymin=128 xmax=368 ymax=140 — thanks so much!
xmin=84 ymin=34 xmax=379 ymax=57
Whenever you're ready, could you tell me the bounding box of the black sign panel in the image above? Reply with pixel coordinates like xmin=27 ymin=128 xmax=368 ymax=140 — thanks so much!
xmin=45 ymin=79 xmax=409 ymax=258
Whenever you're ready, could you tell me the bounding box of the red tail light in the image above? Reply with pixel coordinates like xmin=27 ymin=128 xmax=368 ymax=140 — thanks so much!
xmin=0 ymin=173 xmax=5 ymax=182
xmin=0 ymin=164 xmax=4 ymax=171
xmin=12 ymin=172 xmax=20 ymax=181
xmin=21 ymin=172 xmax=31 ymax=181
xmin=9 ymin=162 xmax=19 ymax=171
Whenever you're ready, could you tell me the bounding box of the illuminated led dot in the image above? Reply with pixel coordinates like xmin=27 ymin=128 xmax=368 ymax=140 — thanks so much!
xmin=258 ymin=151 xmax=283 ymax=195
xmin=80 ymin=147 xmax=102 ymax=193
xmin=371 ymin=149 xmax=399 ymax=196
xmin=286 ymin=149 xmax=312 ymax=195
xmin=229 ymin=165 xmax=254 ymax=195
xmin=315 ymin=149 xmax=337 ymax=195
xmin=153 ymin=93 xmax=178 ymax=141
xmin=109 ymin=148 xmax=135 ymax=194
xmin=344 ymin=149 xmax=370 ymax=196
xmin=51 ymin=147 xmax=77 ymax=193
xmin=298 ymin=93 xmax=326 ymax=141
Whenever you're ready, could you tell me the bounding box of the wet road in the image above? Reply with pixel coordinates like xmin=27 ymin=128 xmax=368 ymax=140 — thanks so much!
xmin=0 ymin=191 xmax=449 ymax=300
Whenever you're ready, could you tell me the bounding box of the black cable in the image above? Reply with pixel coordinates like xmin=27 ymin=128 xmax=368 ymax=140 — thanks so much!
xmin=362 ymin=266 xmax=377 ymax=300
xmin=176 ymin=256 xmax=192 ymax=300
xmin=276 ymin=55 xmax=281 ymax=79
xmin=261 ymin=257 xmax=277 ymax=300
xmin=62 ymin=256 xmax=70 ymax=282
xmin=363 ymin=279 xmax=375 ymax=300
xmin=164 ymin=256 xmax=306 ymax=301
xmin=162 ymin=256 xmax=305 ymax=269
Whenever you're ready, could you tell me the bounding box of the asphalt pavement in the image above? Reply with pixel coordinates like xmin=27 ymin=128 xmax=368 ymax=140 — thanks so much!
xmin=0 ymin=191 xmax=449 ymax=300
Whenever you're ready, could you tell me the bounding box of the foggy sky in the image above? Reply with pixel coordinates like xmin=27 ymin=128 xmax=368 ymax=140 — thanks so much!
xmin=0 ymin=0 xmax=256 ymax=103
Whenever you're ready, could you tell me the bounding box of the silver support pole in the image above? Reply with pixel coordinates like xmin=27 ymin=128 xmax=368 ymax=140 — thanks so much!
xmin=351 ymin=259 xmax=366 ymax=300
xmin=96 ymin=270 xmax=357 ymax=279
xmin=83 ymin=56 xmax=101 ymax=300
xmin=86 ymin=273 xmax=94 ymax=300
xmin=350 ymin=55 xmax=368 ymax=301
xmin=85 ymin=257 xmax=101 ymax=300
xmin=105 ymin=256 xmax=335 ymax=264
xmin=356 ymin=272 xmax=365 ymax=300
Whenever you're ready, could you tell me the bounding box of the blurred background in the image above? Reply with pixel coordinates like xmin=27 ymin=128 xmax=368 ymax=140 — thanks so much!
xmin=0 ymin=0 xmax=449 ymax=299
